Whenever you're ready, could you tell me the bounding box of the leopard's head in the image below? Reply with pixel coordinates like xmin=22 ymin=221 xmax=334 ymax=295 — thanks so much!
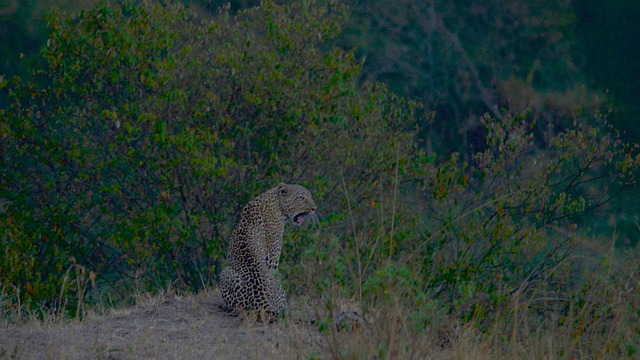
xmin=277 ymin=183 xmax=317 ymax=226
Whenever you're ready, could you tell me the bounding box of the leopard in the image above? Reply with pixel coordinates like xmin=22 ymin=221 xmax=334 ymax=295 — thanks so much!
xmin=219 ymin=182 xmax=317 ymax=319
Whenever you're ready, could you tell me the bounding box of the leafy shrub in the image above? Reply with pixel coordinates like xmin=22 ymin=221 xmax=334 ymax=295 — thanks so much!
xmin=0 ymin=1 xmax=417 ymax=313
xmin=286 ymin=109 xmax=640 ymax=335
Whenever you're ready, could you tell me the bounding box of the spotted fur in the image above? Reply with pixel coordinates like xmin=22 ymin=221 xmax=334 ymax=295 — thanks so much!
xmin=219 ymin=183 xmax=317 ymax=319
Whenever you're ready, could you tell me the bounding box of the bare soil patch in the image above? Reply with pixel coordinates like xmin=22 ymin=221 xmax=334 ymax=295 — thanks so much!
xmin=0 ymin=289 xmax=324 ymax=359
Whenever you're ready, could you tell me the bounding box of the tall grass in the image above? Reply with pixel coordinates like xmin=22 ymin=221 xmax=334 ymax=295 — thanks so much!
xmin=294 ymin=172 xmax=640 ymax=359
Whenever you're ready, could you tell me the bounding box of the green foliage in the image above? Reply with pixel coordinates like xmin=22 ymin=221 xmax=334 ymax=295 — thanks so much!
xmin=1 ymin=0 xmax=417 ymax=314
xmin=284 ymin=109 xmax=640 ymax=336
xmin=414 ymin=111 xmax=640 ymax=322
xmin=0 ymin=215 xmax=63 ymax=311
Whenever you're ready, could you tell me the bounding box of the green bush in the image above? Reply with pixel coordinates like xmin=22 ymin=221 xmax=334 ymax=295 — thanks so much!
xmin=0 ymin=1 xmax=417 ymax=313
xmin=285 ymin=109 xmax=640 ymax=332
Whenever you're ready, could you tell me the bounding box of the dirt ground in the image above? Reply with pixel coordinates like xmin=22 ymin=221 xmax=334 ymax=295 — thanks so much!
xmin=0 ymin=289 xmax=327 ymax=360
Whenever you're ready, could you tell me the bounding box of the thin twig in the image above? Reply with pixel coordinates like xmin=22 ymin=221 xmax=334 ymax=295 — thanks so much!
xmin=406 ymin=189 xmax=525 ymax=262
xmin=389 ymin=141 xmax=400 ymax=258
xmin=339 ymin=166 xmax=363 ymax=304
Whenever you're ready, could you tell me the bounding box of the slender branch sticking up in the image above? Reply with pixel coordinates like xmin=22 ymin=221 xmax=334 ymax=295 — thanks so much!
xmin=339 ymin=166 xmax=363 ymax=304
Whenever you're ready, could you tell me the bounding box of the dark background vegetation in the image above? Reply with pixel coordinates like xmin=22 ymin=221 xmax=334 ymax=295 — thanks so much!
xmin=4 ymin=1 xmax=640 ymax=147
xmin=1 ymin=0 xmax=639 ymax=357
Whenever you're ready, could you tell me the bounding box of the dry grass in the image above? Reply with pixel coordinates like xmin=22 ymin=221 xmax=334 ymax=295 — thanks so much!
xmin=2 ymin=225 xmax=638 ymax=360
xmin=2 ymin=269 xmax=638 ymax=360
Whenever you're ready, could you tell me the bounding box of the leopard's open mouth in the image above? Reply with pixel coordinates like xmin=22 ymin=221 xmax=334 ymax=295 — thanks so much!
xmin=293 ymin=212 xmax=309 ymax=225
xmin=293 ymin=210 xmax=318 ymax=225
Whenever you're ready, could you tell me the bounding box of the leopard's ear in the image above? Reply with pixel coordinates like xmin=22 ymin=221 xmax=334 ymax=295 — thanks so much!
xmin=277 ymin=182 xmax=288 ymax=196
